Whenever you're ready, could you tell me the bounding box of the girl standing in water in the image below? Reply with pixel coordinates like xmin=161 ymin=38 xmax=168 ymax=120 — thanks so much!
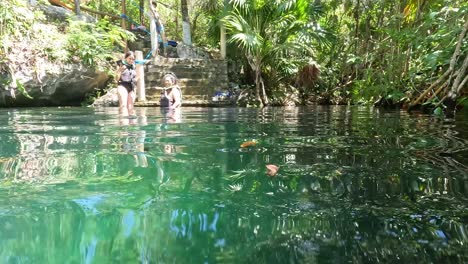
xmin=116 ymin=51 xmax=137 ymax=116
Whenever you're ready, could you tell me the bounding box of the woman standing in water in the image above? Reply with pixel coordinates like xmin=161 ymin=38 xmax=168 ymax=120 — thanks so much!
xmin=116 ymin=51 xmax=137 ymax=116
xmin=160 ymin=72 xmax=182 ymax=109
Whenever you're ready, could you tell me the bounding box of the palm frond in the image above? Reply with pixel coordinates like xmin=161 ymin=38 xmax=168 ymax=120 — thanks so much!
xmin=223 ymin=0 xmax=332 ymax=98
xmin=230 ymin=0 xmax=250 ymax=10
xmin=196 ymin=0 xmax=223 ymax=13
xmin=230 ymin=33 xmax=263 ymax=54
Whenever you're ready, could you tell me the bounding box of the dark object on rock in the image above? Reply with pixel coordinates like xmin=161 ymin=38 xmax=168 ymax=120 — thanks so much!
xmin=167 ymin=40 xmax=178 ymax=47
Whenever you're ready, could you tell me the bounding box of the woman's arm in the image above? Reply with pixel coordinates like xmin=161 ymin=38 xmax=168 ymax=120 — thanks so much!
xmin=115 ymin=64 xmax=125 ymax=82
xmin=171 ymin=87 xmax=182 ymax=108
xmin=133 ymin=66 xmax=139 ymax=83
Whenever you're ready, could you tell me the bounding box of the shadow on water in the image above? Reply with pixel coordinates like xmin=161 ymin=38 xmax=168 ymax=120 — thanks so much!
xmin=0 ymin=106 xmax=467 ymax=263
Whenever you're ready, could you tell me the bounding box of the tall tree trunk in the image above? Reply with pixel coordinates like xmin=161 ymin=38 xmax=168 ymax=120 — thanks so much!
xmin=353 ymin=0 xmax=360 ymax=54
xmin=254 ymin=59 xmax=264 ymax=107
xmin=255 ymin=70 xmax=263 ymax=107
xmin=122 ymin=0 xmax=127 ymax=52
xmin=149 ymin=0 xmax=159 ymax=58
xmin=220 ymin=24 xmax=226 ymax=59
xmin=139 ymin=0 xmax=144 ymax=25
xmin=73 ymin=0 xmax=80 ymax=15
xmin=248 ymin=57 xmax=263 ymax=107
xmin=220 ymin=0 xmax=228 ymax=59
xmin=98 ymin=0 xmax=102 ymax=17
xmin=260 ymin=75 xmax=268 ymax=106
xmin=174 ymin=1 xmax=179 ymax=37
xmin=181 ymin=0 xmax=192 ymax=45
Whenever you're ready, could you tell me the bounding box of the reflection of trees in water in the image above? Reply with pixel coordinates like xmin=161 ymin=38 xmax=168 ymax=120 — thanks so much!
xmin=169 ymin=209 xmax=220 ymax=237
xmin=213 ymin=106 xmax=468 ymax=262
xmin=0 ymin=134 xmax=141 ymax=183
xmin=0 ymin=109 xmax=151 ymax=183
xmin=0 ymin=192 xmax=466 ymax=263
xmin=281 ymin=106 xmax=468 ymax=201
xmin=1 ymin=133 xmax=85 ymax=183
xmin=208 ymin=106 xmax=467 ymax=209
xmin=205 ymin=187 xmax=468 ymax=263
xmin=242 ymin=203 xmax=468 ymax=263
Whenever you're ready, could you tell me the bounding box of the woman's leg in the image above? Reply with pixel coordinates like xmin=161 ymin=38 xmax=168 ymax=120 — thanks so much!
xmin=127 ymin=90 xmax=136 ymax=116
xmin=117 ymin=85 xmax=129 ymax=116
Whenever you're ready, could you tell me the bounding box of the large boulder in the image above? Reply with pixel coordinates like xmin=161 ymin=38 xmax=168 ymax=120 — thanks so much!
xmin=38 ymin=3 xmax=96 ymax=23
xmin=0 ymin=64 xmax=109 ymax=107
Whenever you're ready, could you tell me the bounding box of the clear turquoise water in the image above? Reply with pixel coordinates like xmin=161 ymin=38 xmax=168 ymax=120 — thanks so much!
xmin=0 ymin=106 xmax=467 ymax=263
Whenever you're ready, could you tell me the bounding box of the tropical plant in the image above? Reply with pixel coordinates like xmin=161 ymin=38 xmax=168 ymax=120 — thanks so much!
xmin=312 ymin=0 xmax=467 ymax=112
xmin=0 ymin=0 xmax=51 ymax=99
xmin=66 ymin=18 xmax=134 ymax=67
xmin=223 ymin=0 xmax=329 ymax=107
xmin=407 ymin=4 xmax=468 ymax=116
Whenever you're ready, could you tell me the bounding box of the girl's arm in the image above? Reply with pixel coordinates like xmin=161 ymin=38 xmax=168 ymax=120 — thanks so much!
xmin=171 ymin=87 xmax=182 ymax=108
xmin=115 ymin=64 xmax=125 ymax=82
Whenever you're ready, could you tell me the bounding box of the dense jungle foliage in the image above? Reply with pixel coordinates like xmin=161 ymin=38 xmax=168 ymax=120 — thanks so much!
xmin=0 ymin=0 xmax=467 ymax=114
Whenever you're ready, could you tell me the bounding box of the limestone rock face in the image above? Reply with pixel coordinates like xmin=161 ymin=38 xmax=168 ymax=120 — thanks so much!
xmin=92 ymin=88 xmax=119 ymax=107
xmin=38 ymin=4 xmax=96 ymax=23
xmin=176 ymin=43 xmax=211 ymax=59
xmin=0 ymin=64 xmax=109 ymax=107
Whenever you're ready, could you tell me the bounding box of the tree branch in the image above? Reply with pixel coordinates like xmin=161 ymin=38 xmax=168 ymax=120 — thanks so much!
xmin=456 ymin=74 xmax=468 ymax=95
xmin=409 ymin=17 xmax=468 ymax=107
xmin=451 ymin=53 xmax=468 ymax=95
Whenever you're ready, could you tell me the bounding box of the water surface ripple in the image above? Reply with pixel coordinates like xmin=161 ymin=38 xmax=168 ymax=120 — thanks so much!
xmin=0 ymin=106 xmax=467 ymax=263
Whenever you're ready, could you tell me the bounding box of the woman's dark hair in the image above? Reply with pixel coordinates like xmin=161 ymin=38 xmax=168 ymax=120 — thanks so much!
xmin=125 ymin=51 xmax=135 ymax=59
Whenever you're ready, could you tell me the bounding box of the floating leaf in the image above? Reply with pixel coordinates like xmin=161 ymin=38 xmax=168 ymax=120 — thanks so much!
xmin=240 ymin=141 xmax=257 ymax=148
xmin=266 ymin=164 xmax=279 ymax=177
xmin=433 ymin=107 xmax=443 ymax=116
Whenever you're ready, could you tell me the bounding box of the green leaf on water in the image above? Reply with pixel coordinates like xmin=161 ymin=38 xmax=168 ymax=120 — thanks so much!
xmin=433 ymin=107 xmax=443 ymax=116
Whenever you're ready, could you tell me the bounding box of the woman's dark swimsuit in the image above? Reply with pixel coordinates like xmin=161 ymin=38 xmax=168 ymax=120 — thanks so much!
xmin=160 ymin=87 xmax=181 ymax=107
xmin=119 ymin=63 xmax=136 ymax=93
xmin=118 ymin=81 xmax=134 ymax=92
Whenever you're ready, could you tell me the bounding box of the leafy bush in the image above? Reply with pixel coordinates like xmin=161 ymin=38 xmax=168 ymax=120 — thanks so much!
xmin=66 ymin=19 xmax=134 ymax=67
xmin=0 ymin=0 xmax=37 ymax=38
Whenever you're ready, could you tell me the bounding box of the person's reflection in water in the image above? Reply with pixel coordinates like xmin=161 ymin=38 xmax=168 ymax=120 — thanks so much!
xmin=120 ymin=108 xmax=148 ymax=168
xmin=154 ymin=107 xmax=182 ymax=186
xmin=155 ymin=143 xmax=175 ymax=186
xmin=161 ymin=107 xmax=181 ymax=124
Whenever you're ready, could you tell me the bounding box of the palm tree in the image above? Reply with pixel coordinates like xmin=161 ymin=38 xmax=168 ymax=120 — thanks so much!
xmin=223 ymin=0 xmax=325 ymax=107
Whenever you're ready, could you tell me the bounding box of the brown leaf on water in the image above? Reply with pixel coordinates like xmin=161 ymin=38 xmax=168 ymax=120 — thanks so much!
xmin=240 ymin=141 xmax=257 ymax=148
xmin=266 ymin=164 xmax=279 ymax=177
